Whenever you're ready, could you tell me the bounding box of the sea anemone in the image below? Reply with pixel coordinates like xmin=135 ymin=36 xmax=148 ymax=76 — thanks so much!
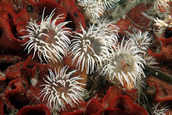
xmin=95 ymin=18 xmax=119 ymax=35
xmin=99 ymin=0 xmax=121 ymax=10
xmin=143 ymin=54 xmax=159 ymax=68
xmin=154 ymin=0 xmax=170 ymax=11
xmin=77 ymin=0 xmax=105 ymax=23
xmin=154 ymin=15 xmax=172 ymax=29
xmin=152 ymin=103 xmax=168 ymax=115
xmin=153 ymin=15 xmax=172 ymax=37
xmin=128 ymin=29 xmax=152 ymax=52
xmin=70 ymin=23 xmax=117 ymax=74
xmin=22 ymin=8 xmax=71 ymax=63
xmin=40 ymin=66 xmax=85 ymax=112
xmin=77 ymin=0 xmax=121 ymax=22
xmin=154 ymin=18 xmax=169 ymax=28
xmin=102 ymin=39 xmax=145 ymax=89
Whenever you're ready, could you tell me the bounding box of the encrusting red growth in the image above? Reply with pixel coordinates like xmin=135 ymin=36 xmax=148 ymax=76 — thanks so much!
xmin=148 ymin=37 xmax=172 ymax=62
xmin=105 ymin=95 xmax=148 ymax=115
xmin=5 ymin=62 xmax=25 ymax=80
xmin=0 ymin=101 xmax=4 ymax=115
xmin=0 ymin=55 xmax=21 ymax=81
xmin=4 ymin=78 xmax=29 ymax=109
xmin=17 ymin=104 xmax=51 ymax=115
xmin=0 ymin=54 xmax=53 ymax=111
xmin=3 ymin=57 xmax=51 ymax=110
xmin=0 ymin=2 xmax=26 ymax=53
xmin=127 ymin=3 xmax=151 ymax=29
xmin=101 ymin=86 xmax=147 ymax=115
xmin=61 ymin=86 xmax=148 ymax=115
xmin=22 ymin=56 xmax=51 ymax=103
xmin=115 ymin=3 xmax=151 ymax=35
xmin=30 ymin=0 xmax=67 ymax=23
xmin=0 ymin=55 xmax=21 ymax=64
xmin=147 ymin=76 xmax=172 ymax=103
xmin=115 ymin=19 xmax=131 ymax=34
xmin=58 ymin=0 xmax=86 ymax=32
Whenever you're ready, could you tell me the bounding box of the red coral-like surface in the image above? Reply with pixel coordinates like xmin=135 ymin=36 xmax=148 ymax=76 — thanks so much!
xmin=147 ymin=76 xmax=172 ymax=102
xmin=148 ymin=37 xmax=172 ymax=63
xmin=61 ymin=86 xmax=148 ymax=115
xmin=17 ymin=104 xmax=51 ymax=115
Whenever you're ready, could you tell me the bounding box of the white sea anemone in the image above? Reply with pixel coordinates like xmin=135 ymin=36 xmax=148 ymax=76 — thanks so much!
xmin=154 ymin=15 xmax=172 ymax=28
xmin=22 ymin=9 xmax=71 ymax=63
xmin=99 ymin=0 xmax=121 ymax=10
xmin=70 ymin=23 xmax=117 ymax=74
xmin=95 ymin=18 xmax=119 ymax=34
xmin=77 ymin=0 xmax=105 ymax=23
xmin=152 ymin=103 xmax=168 ymax=115
xmin=154 ymin=18 xmax=168 ymax=28
xmin=128 ymin=29 xmax=151 ymax=52
xmin=154 ymin=0 xmax=170 ymax=11
xmin=102 ymin=39 xmax=146 ymax=89
xmin=40 ymin=66 xmax=85 ymax=112
xmin=143 ymin=54 xmax=159 ymax=68
xmin=153 ymin=15 xmax=172 ymax=36
xmin=94 ymin=19 xmax=119 ymax=45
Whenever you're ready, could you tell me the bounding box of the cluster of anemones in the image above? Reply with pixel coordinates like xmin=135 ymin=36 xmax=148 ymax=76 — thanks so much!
xmin=1 ymin=0 xmax=172 ymax=114
xmin=22 ymin=7 xmax=119 ymax=112
xmin=22 ymin=8 xmax=87 ymax=113
xmin=100 ymin=27 xmax=156 ymax=89
xmin=22 ymin=1 xmax=158 ymax=113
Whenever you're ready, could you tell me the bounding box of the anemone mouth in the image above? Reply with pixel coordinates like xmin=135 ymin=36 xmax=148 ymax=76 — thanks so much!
xmin=31 ymin=29 xmax=57 ymax=46
xmin=39 ymin=28 xmax=56 ymax=44
xmin=90 ymin=37 xmax=106 ymax=55
xmin=50 ymin=79 xmax=71 ymax=94
xmin=80 ymin=36 xmax=106 ymax=56
xmin=112 ymin=53 xmax=135 ymax=73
